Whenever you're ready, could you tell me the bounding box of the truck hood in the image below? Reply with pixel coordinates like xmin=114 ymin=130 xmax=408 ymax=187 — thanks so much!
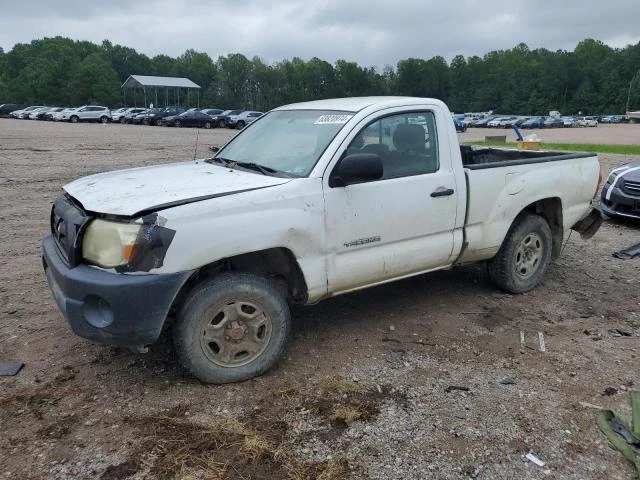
xmin=64 ymin=160 xmax=292 ymax=217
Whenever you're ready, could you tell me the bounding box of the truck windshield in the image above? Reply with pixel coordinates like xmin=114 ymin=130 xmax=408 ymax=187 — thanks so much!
xmin=214 ymin=109 xmax=354 ymax=176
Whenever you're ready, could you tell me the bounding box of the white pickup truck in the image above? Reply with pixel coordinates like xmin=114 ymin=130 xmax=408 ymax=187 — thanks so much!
xmin=43 ymin=97 xmax=602 ymax=383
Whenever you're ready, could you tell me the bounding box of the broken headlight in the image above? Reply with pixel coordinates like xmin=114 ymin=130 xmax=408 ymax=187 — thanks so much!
xmin=82 ymin=219 xmax=142 ymax=268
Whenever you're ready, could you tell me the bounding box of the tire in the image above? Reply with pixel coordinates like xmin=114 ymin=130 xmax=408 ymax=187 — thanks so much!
xmin=204 ymin=121 xmax=212 ymax=129
xmin=120 ymin=117 xmax=126 ymax=124
xmin=236 ymin=120 xmax=246 ymax=129
xmin=70 ymin=116 xmax=79 ymax=123
xmin=174 ymin=273 xmax=291 ymax=384
xmin=217 ymin=120 xmax=225 ymax=128
xmin=175 ymin=120 xmax=182 ymax=128
xmin=100 ymin=116 xmax=109 ymax=124
xmin=487 ymin=214 xmax=552 ymax=293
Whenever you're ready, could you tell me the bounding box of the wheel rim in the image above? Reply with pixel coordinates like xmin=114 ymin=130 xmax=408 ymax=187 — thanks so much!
xmin=199 ymin=300 xmax=273 ymax=367
xmin=176 ymin=121 xmax=181 ymax=127
xmin=514 ymin=232 xmax=543 ymax=279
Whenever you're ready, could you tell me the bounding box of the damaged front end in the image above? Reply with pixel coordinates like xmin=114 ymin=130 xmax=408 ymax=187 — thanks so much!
xmin=42 ymin=194 xmax=191 ymax=350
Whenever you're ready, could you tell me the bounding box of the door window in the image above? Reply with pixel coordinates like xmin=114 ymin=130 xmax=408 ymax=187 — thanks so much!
xmin=345 ymin=111 xmax=439 ymax=180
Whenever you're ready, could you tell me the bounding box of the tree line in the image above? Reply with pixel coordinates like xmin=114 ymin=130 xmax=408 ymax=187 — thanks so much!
xmin=0 ymin=36 xmax=639 ymax=115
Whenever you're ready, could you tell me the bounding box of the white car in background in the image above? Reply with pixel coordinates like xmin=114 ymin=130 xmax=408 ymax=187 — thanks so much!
xmin=10 ymin=105 xmax=45 ymax=119
xmin=62 ymin=105 xmax=111 ymax=123
xmin=226 ymin=110 xmax=263 ymax=129
xmin=28 ymin=107 xmax=52 ymax=119
xmin=110 ymin=107 xmax=129 ymax=122
xmin=578 ymin=116 xmax=598 ymax=127
xmin=52 ymin=108 xmax=76 ymax=121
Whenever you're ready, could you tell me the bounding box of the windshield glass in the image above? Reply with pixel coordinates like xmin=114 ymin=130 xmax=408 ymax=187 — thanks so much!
xmin=215 ymin=109 xmax=353 ymax=176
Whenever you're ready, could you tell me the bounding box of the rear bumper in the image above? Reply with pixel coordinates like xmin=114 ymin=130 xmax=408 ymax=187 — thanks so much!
xmin=42 ymin=235 xmax=192 ymax=348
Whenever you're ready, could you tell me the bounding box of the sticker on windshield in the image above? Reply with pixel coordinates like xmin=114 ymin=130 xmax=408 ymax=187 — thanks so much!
xmin=314 ymin=114 xmax=353 ymax=125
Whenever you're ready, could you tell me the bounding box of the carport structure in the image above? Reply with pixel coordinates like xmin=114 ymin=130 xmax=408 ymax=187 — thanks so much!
xmin=121 ymin=75 xmax=201 ymax=108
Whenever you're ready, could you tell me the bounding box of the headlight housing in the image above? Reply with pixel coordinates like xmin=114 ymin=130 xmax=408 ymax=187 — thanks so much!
xmin=82 ymin=219 xmax=142 ymax=268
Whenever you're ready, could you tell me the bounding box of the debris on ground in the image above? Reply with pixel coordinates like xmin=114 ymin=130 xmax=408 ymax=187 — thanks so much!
xmin=0 ymin=362 xmax=24 ymax=376
xmin=603 ymin=387 xmax=619 ymax=396
xmin=445 ymin=385 xmax=470 ymax=393
xmin=613 ymin=242 xmax=640 ymax=259
xmin=597 ymin=390 xmax=640 ymax=476
xmin=500 ymin=378 xmax=517 ymax=385
xmin=525 ymin=452 xmax=545 ymax=467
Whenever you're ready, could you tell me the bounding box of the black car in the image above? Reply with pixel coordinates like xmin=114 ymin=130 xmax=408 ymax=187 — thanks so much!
xmin=601 ymin=162 xmax=640 ymax=220
xmin=131 ymin=108 xmax=162 ymax=125
xmin=161 ymin=111 xmax=215 ymax=128
xmin=143 ymin=106 xmax=186 ymax=125
xmin=210 ymin=109 xmax=244 ymax=128
xmin=543 ymin=118 xmax=564 ymax=128
xmin=0 ymin=103 xmax=18 ymax=117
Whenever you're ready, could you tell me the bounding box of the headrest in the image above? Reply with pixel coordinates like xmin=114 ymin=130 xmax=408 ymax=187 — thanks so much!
xmin=393 ymin=123 xmax=425 ymax=151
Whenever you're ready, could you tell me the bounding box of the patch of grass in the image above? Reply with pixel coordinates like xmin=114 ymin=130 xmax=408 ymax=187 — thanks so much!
xmin=465 ymin=141 xmax=640 ymax=155
xmin=318 ymin=375 xmax=361 ymax=396
xmin=329 ymin=405 xmax=365 ymax=425
xmin=122 ymin=413 xmax=358 ymax=479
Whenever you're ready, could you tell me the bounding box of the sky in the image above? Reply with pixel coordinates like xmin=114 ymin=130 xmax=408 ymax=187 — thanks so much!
xmin=1 ymin=0 xmax=639 ymax=68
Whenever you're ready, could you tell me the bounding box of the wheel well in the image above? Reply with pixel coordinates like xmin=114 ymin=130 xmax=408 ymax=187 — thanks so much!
xmin=172 ymin=247 xmax=308 ymax=314
xmin=521 ymin=197 xmax=563 ymax=259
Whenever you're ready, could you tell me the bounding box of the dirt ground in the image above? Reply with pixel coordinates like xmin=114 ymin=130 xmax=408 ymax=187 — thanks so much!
xmin=1 ymin=119 xmax=639 ymax=479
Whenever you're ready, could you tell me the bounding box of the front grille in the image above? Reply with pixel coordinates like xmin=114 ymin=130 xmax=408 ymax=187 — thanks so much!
xmin=622 ymin=179 xmax=640 ymax=197
xmin=50 ymin=195 xmax=90 ymax=267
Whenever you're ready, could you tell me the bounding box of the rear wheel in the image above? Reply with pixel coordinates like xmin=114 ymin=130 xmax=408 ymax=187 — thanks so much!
xmin=217 ymin=120 xmax=225 ymax=128
xmin=120 ymin=117 xmax=126 ymax=124
xmin=204 ymin=121 xmax=212 ymax=129
xmin=174 ymin=273 xmax=291 ymax=384
xmin=487 ymin=214 xmax=552 ymax=293
xmin=100 ymin=116 xmax=109 ymax=124
xmin=175 ymin=120 xmax=182 ymax=128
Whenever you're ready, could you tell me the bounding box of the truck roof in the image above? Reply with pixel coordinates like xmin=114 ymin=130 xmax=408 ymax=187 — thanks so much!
xmin=273 ymin=96 xmax=431 ymax=112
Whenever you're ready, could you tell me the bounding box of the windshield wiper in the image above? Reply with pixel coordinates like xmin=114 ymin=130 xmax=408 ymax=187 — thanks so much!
xmin=205 ymin=157 xmax=295 ymax=177
xmin=205 ymin=156 xmax=234 ymax=167
xmin=234 ymin=161 xmax=279 ymax=176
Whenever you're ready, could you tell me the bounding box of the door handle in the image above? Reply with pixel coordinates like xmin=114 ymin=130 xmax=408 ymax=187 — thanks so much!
xmin=430 ymin=188 xmax=454 ymax=198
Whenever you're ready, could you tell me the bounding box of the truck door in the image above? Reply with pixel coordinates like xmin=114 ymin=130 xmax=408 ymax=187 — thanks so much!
xmin=324 ymin=110 xmax=459 ymax=293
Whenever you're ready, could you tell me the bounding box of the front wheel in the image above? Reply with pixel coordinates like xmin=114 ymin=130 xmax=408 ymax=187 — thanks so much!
xmin=100 ymin=116 xmax=109 ymax=124
xmin=70 ymin=116 xmax=79 ymax=123
xmin=204 ymin=121 xmax=212 ymax=129
xmin=487 ymin=214 xmax=552 ymax=293
xmin=175 ymin=120 xmax=182 ymax=128
xmin=174 ymin=273 xmax=291 ymax=384
xmin=236 ymin=120 xmax=246 ymax=129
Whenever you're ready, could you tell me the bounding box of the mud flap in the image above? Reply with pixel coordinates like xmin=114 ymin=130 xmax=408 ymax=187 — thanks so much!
xmin=571 ymin=207 xmax=603 ymax=240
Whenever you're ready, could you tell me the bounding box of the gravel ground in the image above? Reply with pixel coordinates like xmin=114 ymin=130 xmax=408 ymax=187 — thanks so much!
xmin=0 ymin=118 xmax=639 ymax=479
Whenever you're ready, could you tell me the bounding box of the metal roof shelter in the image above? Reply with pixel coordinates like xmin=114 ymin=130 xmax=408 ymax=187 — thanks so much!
xmin=121 ymin=75 xmax=201 ymax=108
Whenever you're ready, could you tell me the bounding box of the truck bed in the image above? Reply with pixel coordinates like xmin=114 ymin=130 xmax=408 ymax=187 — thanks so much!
xmin=460 ymin=145 xmax=592 ymax=169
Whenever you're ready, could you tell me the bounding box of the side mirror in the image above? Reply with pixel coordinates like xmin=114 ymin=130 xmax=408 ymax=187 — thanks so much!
xmin=330 ymin=153 xmax=383 ymax=187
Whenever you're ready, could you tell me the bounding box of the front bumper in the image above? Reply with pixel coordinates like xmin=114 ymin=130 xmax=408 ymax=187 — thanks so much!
xmin=600 ymin=184 xmax=640 ymax=219
xmin=42 ymin=235 xmax=192 ymax=348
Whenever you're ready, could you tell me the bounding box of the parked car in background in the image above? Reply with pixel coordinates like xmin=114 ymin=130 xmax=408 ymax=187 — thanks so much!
xmin=143 ymin=106 xmax=186 ymax=125
xmin=111 ymin=107 xmax=130 ymax=122
xmin=473 ymin=117 xmax=493 ymax=128
xmin=601 ymin=115 xmax=623 ymax=124
xmin=38 ymin=107 xmax=67 ymax=120
xmin=11 ymin=105 xmax=45 ymax=119
xmin=562 ymin=117 xmax=579 ymax=128
xmin=226 ymin=111 xmax=263 ymax=129
xmin=601 ymin=162 xmax=640 ymax=219
xmin=52 ymin=108 xmax=76 ymax=121
xmin=200 ymin=108 xmax=224 ymax=117
xmin=62 ymin=106 xmax=111 ymax=123
xmin=0 ymin=103 xmax=18 ymax=117
xmin=453 ymin=117 xmax=467 ymax=132
xmin=125 ymin=108 xmax=153 ymax=124
xmin=521 ymin=117 xmax=545 ymax=128
xmin=160 ymin=110 xmax=215 ymax=128
xmin=211 ymin=109 xmax=244 ymax=128
xmin=543 ymin=117 xmax=564 ymax=128
xmin=578 ymin=116 xmax=598 ymax=127
xmin=28 ymin=106 xmax=52 ymax=119
xmin=117 ymin=107 xmax=146 ymax=123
